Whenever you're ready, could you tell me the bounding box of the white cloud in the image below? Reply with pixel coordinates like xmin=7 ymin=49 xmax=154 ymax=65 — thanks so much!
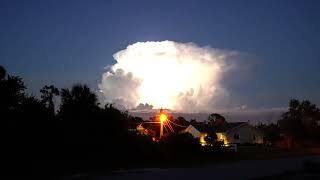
xmin=99 ymin=40 xmax=243 ymax=112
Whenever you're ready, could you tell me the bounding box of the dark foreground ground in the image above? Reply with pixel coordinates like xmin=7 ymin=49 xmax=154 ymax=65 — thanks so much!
xmin=63 ymin=155 xmax=320 ymax=180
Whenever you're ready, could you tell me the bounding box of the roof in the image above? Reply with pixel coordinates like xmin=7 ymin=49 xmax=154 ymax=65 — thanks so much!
xmin=212 ymin=122 xmax=247 ymax=132
xmin=191 ymin=122 xmax=247 ymax=133
xmin=192 ymin=124 xmax=213 ymax=133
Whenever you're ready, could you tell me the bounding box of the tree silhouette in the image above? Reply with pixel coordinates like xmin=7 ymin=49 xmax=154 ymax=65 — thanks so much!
xmin=208 ymin=113 xmax=226 ymax=125
xmin=4 ymin=65 xmax=302 ymax=178
xmin=256 ymin=123 xmax=281 ymax=145
xmin=0 ymin=65 xmax=6 ymax=80
xmin=278 ymin=99 xmax=320 ymax=142
xmin=175 ymin=116 xmax=189 ymax=126
xmin=40 ymin=85 xmax=59 ymax=116
xmin=190 ymin=119 xmax=198 ymax=124
xmin=0 ymin=66 xmax=205 ymax=178
xmin=0 ymin=67 xmax=26 ymax=114
xmin=160 ymin=133 xmax=201 ymax=159
xmin=59 ymin=84 xmax=98 ymax=116
xmin=58 ymin=84 xmax=100 ymax=143
xmin=204 ymin=130 xmax=219 ymax=146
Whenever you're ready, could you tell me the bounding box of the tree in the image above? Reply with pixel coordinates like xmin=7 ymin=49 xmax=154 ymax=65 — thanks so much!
xmin=160 ymin=133 xmax=201 ymax=159
xmin=17 ymin=96 xmax=51 ymax=137
xmin=204 ymin=130 xmax=219 ymax=146
xmin=102 ymin=103 xmax=128 ymax=133
xmin=40 ymin=85 xmax=59 ymax=115
xmin=0 ymin=67 xmax=163 ymax=177
xmin=0 ymin=65 xmax=6 ymax=80
xmin=0 ymin=67 xmax=57 ymax=177
xmin=59 ymin=84 xmax=98 ymax=117
xmin=58 ymin=84 xmax=100 ymax=143
xmin=0 ymin=68 xmax=26 ymax=113
xmin=208 ymin=113 xmax=226 ymax=125
xmin=175 ymin=116 xmax=189 ymax=126
xmin=278 ymin=99 xmax=320 ymax=142
xmin=0 ymin=69 xmax=27 ymax=156
xmin=190 ymin=119 xmax=198 ymax=124
xmin=256 ymin=123 xmax=281 ymax=145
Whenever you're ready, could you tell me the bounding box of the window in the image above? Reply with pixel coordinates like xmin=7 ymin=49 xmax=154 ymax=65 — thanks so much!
xmin=234 ymin=133 xmax=240 ymax=139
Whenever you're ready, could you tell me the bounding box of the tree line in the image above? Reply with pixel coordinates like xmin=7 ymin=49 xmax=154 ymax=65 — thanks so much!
xmin=1 ymin=65 xmax=320 ymax=178
xmin=0 ymin=66 xmax=208 ymax=178
xmin=258 ymin=99 xmax=320 ymax=148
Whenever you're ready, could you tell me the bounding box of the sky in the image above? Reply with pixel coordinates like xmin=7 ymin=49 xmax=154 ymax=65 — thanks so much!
xmin=1 ymin=0 xmax=320 ymax=113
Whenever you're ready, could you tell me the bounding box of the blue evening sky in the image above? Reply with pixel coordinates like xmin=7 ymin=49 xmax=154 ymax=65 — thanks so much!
xmin=0 ymin=0 xmax=319 ymax=109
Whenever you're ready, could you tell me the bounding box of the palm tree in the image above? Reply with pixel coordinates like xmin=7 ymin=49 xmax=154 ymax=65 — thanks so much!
xmin=40 ymin=85 xmax=59 ymax=115
xmin=0 ymin=67 xmax=26 ymax=112
xmin=59 ymin=84 xmax=98 ymax=117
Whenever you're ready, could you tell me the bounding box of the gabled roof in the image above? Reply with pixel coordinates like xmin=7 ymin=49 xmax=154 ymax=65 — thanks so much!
xmin=212 ymin=122 xmax=247 ymax=132
xmin=191 ymin=122 xmax=247 ymax=133
xmin=192 ymin=124 xmax=213 ymax=133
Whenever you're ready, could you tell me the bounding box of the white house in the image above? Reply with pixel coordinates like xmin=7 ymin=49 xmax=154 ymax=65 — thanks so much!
xmin=183 ymin=122 xmax=263 ymax=145
xmin=217 ymin=122 xmax=263 ymax=144
xmin=181 ymin=124 xmax=208 ymax=146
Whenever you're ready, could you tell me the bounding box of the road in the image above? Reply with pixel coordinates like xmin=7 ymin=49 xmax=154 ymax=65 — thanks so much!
xmin=68 ymin=156 xmax=320 ymax=180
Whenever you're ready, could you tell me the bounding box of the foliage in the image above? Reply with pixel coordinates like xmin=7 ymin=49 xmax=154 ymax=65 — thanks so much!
xmin=256 ymin=123 xmax=281 ymax=144
xmin=59 ymin=84 xmax=98 ymax=117
xmin=204 ymin=131 xmax=218 ymax=146
xmin=0 ymin=65 xmax=6 ymax=79
xmin=160 ymin=133 xmax=201 ymax=159
xmin=208 ymin=113 xmax=226 ymax=125
xmin=40 ymin=85 xmax=59 ymax=115
xmin=0 ymin=73 xmax=26 ymax=113
xmin=5 ymin=65 xmax=320 ymax=178
xmin=175 ymin=116 xmax=190 ymax=126
xmin=278 ymin=99 xmax=320 ymax=141
xmin=0 ymin=67 xmax=159 ymax=177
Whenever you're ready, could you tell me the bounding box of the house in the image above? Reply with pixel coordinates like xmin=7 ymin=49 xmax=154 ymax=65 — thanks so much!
xmin=181 ymin=124 xmax=211 ymax=146
xmin=215 ymin=122 xmax=263 ymax=144
xmin=183 ymin=122 xmax=263 ymax=145
xmin=136 ymin=123 xmax=157 ymax=137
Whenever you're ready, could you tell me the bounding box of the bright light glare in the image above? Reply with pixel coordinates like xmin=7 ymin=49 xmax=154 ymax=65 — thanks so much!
xmin=200 ymin=134 xmax=207 ymax=146
xmin=159 ymin=114 xmax=167 ymax=123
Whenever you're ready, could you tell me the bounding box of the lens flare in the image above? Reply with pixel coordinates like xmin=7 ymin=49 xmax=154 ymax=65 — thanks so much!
xmin=160 ymin=114 xmax=167 ymax=123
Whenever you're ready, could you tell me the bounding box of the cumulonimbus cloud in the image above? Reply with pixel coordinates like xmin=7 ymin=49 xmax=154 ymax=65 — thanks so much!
xmin=99 ymin=40 xmax=243 ymax=112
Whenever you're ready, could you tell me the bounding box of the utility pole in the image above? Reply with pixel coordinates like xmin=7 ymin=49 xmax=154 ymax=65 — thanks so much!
xmin=159 ymin=108 xmax=166 ymax=139
xmin=160 ymin=119 xmax=163 ymax=138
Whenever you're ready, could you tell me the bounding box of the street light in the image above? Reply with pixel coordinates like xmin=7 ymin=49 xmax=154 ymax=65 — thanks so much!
xmin=160 ymin=113 xmax=167 ymax=123
xmin=159 ymin=112 xmax=167 ymax=138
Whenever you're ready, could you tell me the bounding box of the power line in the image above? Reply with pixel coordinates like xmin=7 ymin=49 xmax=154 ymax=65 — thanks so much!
xmin=167 ymin=119 xmax=188 ymax=128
